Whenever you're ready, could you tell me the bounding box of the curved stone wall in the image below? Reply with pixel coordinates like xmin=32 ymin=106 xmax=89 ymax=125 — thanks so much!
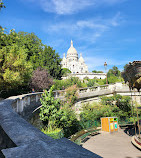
xmin=0 ymin=93 xmax=101 ymax=158
xmin=0 ymin=83 xmax=140 ymax=157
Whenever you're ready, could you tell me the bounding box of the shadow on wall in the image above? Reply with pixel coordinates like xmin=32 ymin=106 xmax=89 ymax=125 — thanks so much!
xmin=0 ymin=125 xmax=17 ymax=158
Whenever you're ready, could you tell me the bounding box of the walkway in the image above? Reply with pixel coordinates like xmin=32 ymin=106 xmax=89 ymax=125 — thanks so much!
xmin=83 ymin=128 xmax=141 ymax=158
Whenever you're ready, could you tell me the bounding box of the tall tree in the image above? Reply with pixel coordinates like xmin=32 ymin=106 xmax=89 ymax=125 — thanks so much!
xmin=107 ymin=66 xmax=123 ymax=84
xmin=37 ymin=45 xmax=62 ymax=79
xmin=0 ymin=43 xmax=33 ymax=97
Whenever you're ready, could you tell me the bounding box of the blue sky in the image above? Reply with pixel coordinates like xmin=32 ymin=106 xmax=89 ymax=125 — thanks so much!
xmin=0 ymin=0 xmax=141 ymax=72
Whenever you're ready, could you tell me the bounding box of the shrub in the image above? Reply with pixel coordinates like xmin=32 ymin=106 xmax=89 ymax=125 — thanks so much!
xmin=41 ymin=127 xmax=64 ymax=139
xmin=80 ymin=94 xmax=133 ymax=123
xmin=53 ymin=77 xmax=86 ymax=90
xmin=55 ymin=107 xmax=80 ymax=137
xmin=65 ymin=85 xmax=78 ymax=107
xmin=39 ymin=85 xmax=61 ymax=124
xmin=31 ymin=67 xmax=53 ymax=91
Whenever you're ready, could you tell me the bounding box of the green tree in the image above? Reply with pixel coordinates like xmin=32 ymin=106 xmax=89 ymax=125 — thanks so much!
xmin=0 ymin=28 xmax=63 ymax=97
xmin=107 ymin=66 xmax=123 ymax=84
xmin=107 ymin=66 xmax=121 ymax=77
xmin=61 ymin=68 xmax=71 ymax=77
xmin=0 ymin=43 xmax=33 ymax=97
xmin=87 ymin=79 xmax=95 ymax=87
xmin=37 ymin=45 xmax=62 ymax=79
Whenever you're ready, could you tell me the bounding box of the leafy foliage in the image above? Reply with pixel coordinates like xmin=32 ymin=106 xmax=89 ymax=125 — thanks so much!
xmin=54 ymin=77 xmax=86 ymax=90
xmin=0 ymin=28 xmax=62 ymax=97
xmin=107 ymin=66 xmax=123 ymax=84
xmin=41 ymin=127 xmax=64 ymax=139
xmin=87 ymin=79 xmax=95 ymax=87
xmin=39 ymin=85 xmax=61 ymax=123
xmin=61 ymin=68 xmax=71 ymax=77
xmin=35 ymin=45 xmax=62 ymax=79
xmin=65 ymin=85 xmax=78 ymax=107
xmin=55 ymin=107 xmax=80 ymax=137
xmin=39 ymin=85 xmax=80 ymax=137
xmin=0 ymin=42 xmax=33 ymax=97
xmin=92 ymin=70 xmax=103 ymax=73
xmin=80 ymin=94 xmax=133 ymax=123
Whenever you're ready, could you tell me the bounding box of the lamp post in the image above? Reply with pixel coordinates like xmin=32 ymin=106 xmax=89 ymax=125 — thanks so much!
xmin=104 ymin=62 xmax=108 ymax=84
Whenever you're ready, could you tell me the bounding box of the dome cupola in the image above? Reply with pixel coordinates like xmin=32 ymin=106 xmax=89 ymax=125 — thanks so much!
xmin=67 ymin=40 xmax=78 ymax=58
xmin=79 ymin=53 xmax=84 ymax=63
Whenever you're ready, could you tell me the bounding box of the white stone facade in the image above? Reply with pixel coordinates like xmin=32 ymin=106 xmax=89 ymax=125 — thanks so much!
xmin=61 ymin=40 xmax=88 ymax=74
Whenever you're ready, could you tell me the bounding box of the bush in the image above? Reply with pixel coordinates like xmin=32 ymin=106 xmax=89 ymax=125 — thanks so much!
xmin=55 ymin=107 xmax=80 ymax=137
xmin=65 ymin=85 xmax=78 ymax=107
xmin=39 ymin=85 xmax=80 ymax=138
xmin=41 ymin=127 xmax=64 ymax=139
xmin=87 ymin=79 xmax=95 ymax=87
xmin=53 ymin=77 xmax=86 ymax=90
xmin=80 ymin=94 xmax=133 ymax=123
xmin=39 ymin=85 xmax=61 ymax=124
xmin=31 ymin=67 xmax=53 ymax=91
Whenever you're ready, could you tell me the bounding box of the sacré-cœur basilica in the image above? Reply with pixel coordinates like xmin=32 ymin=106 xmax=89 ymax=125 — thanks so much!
xmin=61 ymin=40 xmax=106 ymax=80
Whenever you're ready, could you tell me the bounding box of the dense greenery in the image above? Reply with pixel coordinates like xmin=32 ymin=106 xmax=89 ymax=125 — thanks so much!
xmin=107 ymin=66 xmax=123 ymax=83
xmin=0 ymin=28 xmax=62 ymax=98
xmin=41 ymin=127 xmax=64 ymax=139
xmin=40 ymin=85 xmax=80 ymax=137
xmin=53 ymin=77 xmax=87 ymax=90
xmin=40 ymin=86 xmax=137 ymax=138
xmin=92 ymin=70 xmax=103 ymax=73
xmin=80 ymin=94 xmax=135 ymax=124
xmin=35 ymin=45 xmax=62 ymax=79
xmin=64 ymin=85 xmax=78 ymax=107
xmin=61 ymin=68 xmax=71 ymax=77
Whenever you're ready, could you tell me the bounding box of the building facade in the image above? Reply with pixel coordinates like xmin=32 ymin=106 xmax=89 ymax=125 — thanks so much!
xmin=61 ymin=40 xmax=106 ymax=80
xmin=61 ymin=40 xmax=88 ymax=74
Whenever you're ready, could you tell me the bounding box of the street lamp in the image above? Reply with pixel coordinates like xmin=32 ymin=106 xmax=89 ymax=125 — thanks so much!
xmin=104 ymin=62 xmax=108 ymax=84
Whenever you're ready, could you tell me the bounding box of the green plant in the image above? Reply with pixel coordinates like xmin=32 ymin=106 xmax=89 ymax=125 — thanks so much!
xmin=80 ymin=94 xmax=133 ymax=123
xmin=55 ymin=107 xmax=80 ymax=137
xmin=65 ymin=85 xmax=78 ymax=106
xmin=41 ymin=127 xmax=64 ymax=139
xmin=39 ymin=85 xmax=61 ymax=124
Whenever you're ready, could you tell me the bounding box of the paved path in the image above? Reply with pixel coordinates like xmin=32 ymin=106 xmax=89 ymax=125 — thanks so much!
xmin=83 ymin=128 xmax=141 ymax=158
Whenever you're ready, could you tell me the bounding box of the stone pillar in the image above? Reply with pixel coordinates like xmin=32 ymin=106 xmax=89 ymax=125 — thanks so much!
xmin=36 ymin=95 xmax=38 ymax=102
xmin=87 ymin=88 xmax=90 ymax=93
xmin=20 ymin=99 xmax=24 ymax=113
xmin=97 ymin=87 xmax=100 ymax=91
xmin=16 ymin=99 xmax=20 ymax=113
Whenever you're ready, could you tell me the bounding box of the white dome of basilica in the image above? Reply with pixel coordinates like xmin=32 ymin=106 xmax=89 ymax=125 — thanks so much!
xmin=61 ymin=40 xmax=88 ymax=74
xmin=67 ymin=40 xmax=78 ymax=56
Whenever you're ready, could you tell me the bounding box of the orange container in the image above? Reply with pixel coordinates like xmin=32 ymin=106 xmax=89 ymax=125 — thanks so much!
xmin=101 ymin=117 xmax=118 ymax=133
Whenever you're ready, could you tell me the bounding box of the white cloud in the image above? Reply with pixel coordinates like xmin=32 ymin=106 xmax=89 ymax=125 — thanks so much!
xmin=42 ymin=12 xmax=122 ymax=43
xmin=22 ymin=0 xmax=127 ymax=15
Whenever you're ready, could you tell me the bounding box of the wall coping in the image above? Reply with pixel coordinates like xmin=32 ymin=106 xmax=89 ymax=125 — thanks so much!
xmin=0 ymin=95 xmax=101 ymax=158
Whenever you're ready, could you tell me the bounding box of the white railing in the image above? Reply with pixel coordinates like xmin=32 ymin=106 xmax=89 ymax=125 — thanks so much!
xmin=10 ymin=82 xmax=130 ymax=113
